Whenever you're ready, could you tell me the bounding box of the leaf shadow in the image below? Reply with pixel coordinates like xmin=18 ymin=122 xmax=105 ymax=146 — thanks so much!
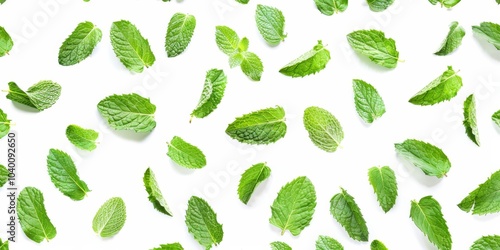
xmin=471 ymin=213 xmax=500 ymax=222
xmin=169 ymin=161 xmax=196 ymax=175
xmin=411 ymin=226 xmax=439 ymax=250
xmin=109 ymin=129 xmax=152 ymax=142
xmin=493 ymin=123 xmax=500 ymax=134
xmin=474 ymin=36 xmax=500 ymax=61
xmin=353 ymin=52 xmax=396 ymax=73
xmin=395 ymin=154 xmax=442 ymax=187
xmin=245 ymin=177 xmax=271 ymax=206
xmin=11 ymin=102 xmax=38 ymax=113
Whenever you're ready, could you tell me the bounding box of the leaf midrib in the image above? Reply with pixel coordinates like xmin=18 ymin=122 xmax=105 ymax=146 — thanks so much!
xmin=26 ymin=190 xmax=50 ymax=241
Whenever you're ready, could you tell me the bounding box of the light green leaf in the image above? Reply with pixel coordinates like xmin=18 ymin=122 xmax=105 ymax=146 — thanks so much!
xmin=0 ymin=26 xmax=13 ymax=57
xmin=185 ymin=196 xmax=223 ymax=250
xmin=167 ymin=136 xmax=206 ymax=169
xmin=0 ymin=109 xmax=11 ymax=139
xmin=110 ymin=20 xmax=155 ymax=73
xmin=152 ymin=243 xmax=184 ymax=250
xmin=58 ymin=21 xmax=102 ymax=66
xmin=428 ymin=0 xmax=461 ymax=8
xmin=353 ymin=79 xmax=386 ymax=123
xmin=367 ymin=0 xmax=395 ymax=12
xmin=238 ymin=37 xmax=249 ymax=52
xmin=470 ymin=235 xmax=500 ymax=250
xmin=255 ymin=4 xmax=286 ymax=46
xmin=92 ymin=197 xmax=126 ymax=238
xmin=270 ymin=176 xmax=316 ymax=236
xmin=229 ymin=53 xmax=243 ymax=68
xmin=6 ymin=81 xmax=61 ymax=111
xmin=226 ymin=106 xmax=286 ymax=145
xmin=0 ymin=238 xmax=8 ymax=250
xmin=303 ymin=106 xmax=344 ymax=152
xmin=240 ymin=51 xmax=263 ymax=81
xmin=371 ymin=240 xmax=388 ymax=250
xmin=238 ymin=163 xmax=271 ymax=204
xmin=347 ymin=29 xmax=399 ymax=68
xmin=330 ymin=188 xmax=369 ymax=242
xmin=66 ymin=124 xmax=99 ymax=151
xmin=368 ymin=166 xmax=397 ymax=213
xmin=463 ymin=94 xmax=480 ymax=146
xmin=473 ymin=22 xmax=500 ymax=50
xmin=144 ymin=167 xmax=172 ymax=216
xmin=279 ymin=40 xmax=331 ymax=78
xmin=271 ymin=241 xmax=292 ymax=250
xmin=97 ymin=93 xmax=156 ymax=132
xmin=314 ymin=0 xmax=348 ymax=15
xmin=458 ymin=170 xmax=500 ymax=215
xmin=235 ymin=0 xmax=249 ymax=3
xmin=410 ymin=196 xmax=452 ymax=250
xmin=47 ymin=149 xmax=90 ymax=201
xmin=316 ymin=235 xmax=343 ymax=250
xmin=409 ymin=66 xmax=462 ymax=105
xmin=17 ymin=187 xmax=57 ymax=243
xmin=493 ymin=110 xmax=500 ymax=128
xmin=395 ymin=139 xmax=451 ymax=178
xmin=191 ymin=69 xmax=227 ymax=119
xmin=0 ymin=164 xmax=8 ymax=188
xmin=435 ymin=21 xmax=465 ymax=56
xmin=215 ymin=26 xmax=240 ymax=56
xmin=165 ymin=13 xmax=196 ymax=57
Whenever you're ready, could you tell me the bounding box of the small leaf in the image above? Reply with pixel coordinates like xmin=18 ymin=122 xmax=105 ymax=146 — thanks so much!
xmin=470 ymin=235 xmax=500 ymax=250
xmin=493 ymin=110 xmax=500 ymax=128
xmin=435 ymin=21 xmax=465 ymax=56
xmin=144 ymin=167 xmax=172 ymax=216
xmin=238 ymin=163 xmax=271 ymax=204
xmin=316 ymin=235 xmax=344 ymax=250
xmin=0 ymin=164 xmax=8 ymax=187
xmin=0 ymin=238 xmax=8 ymax=250
xmin=92 ymin=197 xmax=126 ymax=238
xmin=279 ymin=40 xmax=331 ymax=78
xmin=215 ymin=26 xmax=240 ymax=56
xmin=463 ymin=94 xmax=480 ymax=146
xmin=458 ymin=170 xmax=500 ymax=215
xmin=6 ymin=81 xmax=61 ymax=111
xmin=47 ymin=149 xmax=90 ymax=200
xmin=167 ymin=136 xmax=206 ymax=169
xmin=314 ymin=0 xmax=348 ymax=15
xmin=238 ymin=37 xmax=249 ymax=52
xmin=97 ymin=93 xmax=156 ymax=132
xmin=303 ymin=106 xmax=344 ymax=152
xmin=66 ymin=124 xmax=99 ymax=151
xmin=191 ymin=69 xmax=227 ymax=119
xmin=330 ymin=188 xmax=369 ymax=242
xmin=58 ymin=21 xmax=102 ymax=66
xmin=255 ymin=4 xmax=287 ymax=46
xmin=152 ymin=243 xmax=184 ymax=250
xmin=473 ymin=22 xmax=500 ymax=50
xmin=395 ymin=139 xmax=451 ymax=178
xmin=371 ymin=240 xmax=388 ymax=250
xmin=271 ymin=241 xmax=292 ymax=250
xmin=410 ymin=196 xmax=452 ymax=250
xmin=240 ymin=51 xmax=264 ymax=81
xmin=185 ymin=196 xmax=223 ymax=250
xmin=347 ymin=30 xmax=399 ymax=68
xmin=0 ymin=26 xmax=13 ymax=57
xmin=353 ymin=79 xmax=386 ymax=123
xmin=409 ymin=66 xmax=462 ymax=105
xmin=17 ymin=187 xmax=57 ymax=243
xmin=0 ymin=108 xmax=11 ymax=139
xmin=428 ymin=0 xmax=461 ymax=8
xmin=165 ymin=13 xmax=196 ymax=57
xmin=368 ymin=166 xmax=398 ymax=212
xmin=367 ymin=0 xmax=395 ymax=12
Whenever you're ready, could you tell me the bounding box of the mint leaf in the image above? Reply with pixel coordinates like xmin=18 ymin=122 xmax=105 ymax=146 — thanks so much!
xmin=255 ymin=4 xmax=286 ymax=46
xmin=0 ymin=26 xmax=13 ymax=57
xmin=165 ymin=13 xmax=196 ymax=57
xmin=463 ymin=94 xmax=480 ymax=146
xmin=316 ymin=235 xmax=344 ymax=250
xmin=66 ymin=124 xmax=99 ymax=151
xmin=279 ymin=40 xmax=331 ymax=78
xmin=6 ymin=81 xmax=61 ymax=111
xmin=215 ymin=26 xmax=240 ymax=56
xmin=303 ymin=106 xmax=344 ymax=152
xmin=367 ymin=0 xmax=395 ymax=12
xmin=0 ymin=164 xmax=8 ymax=187
xmin=191 ymin=69 xmax=227 ymax=120
xmin=226 ymin=106 xmax=286 ymax=144
xmin=435 ymin=21 xmax=465 ymax=56
xmin=270 ymin=176 xmax=316 ymax=236
xmin=409 ymin=66 xmax=462 ymax=105
xmin=330 ymin=188 xmax=369 ymax=242
xmin=17 ymin=187 xmax=57 ymax=243
xmin=395 ymin=139 xmax=451 ymax=178
xmin=47 ymin=149 xmax=90 ymax=200
xmin=0 ymin=238 xmax=8 ymax=250
xmin=410 ymin=196 xmax=452 ymax=250
xmin=428 ymin=0 xmax=461 ymax=8
xmin=110 ymin=20 xmax=155 ymax=73
xmin=235 ymin=0 xmax=249 ymax=3
xmin=97 ymin=93 xmax=156 ymax=132
xmin=240 ymin=51 xmax=263 ymax=81
xmin=368 ymin=166 xmax=397 ymax=213
xmin=473 ymin=22 xmax=500 ymax=50
xmin=314 ymin=0 xmax=348 ymax=15
xmin=152 ymin=243 xmax=184 ymax=250
xmin=458 ymin=170 xmax=500 ymax=215
xmin=271 ymin=241 xmax=292 ymax=250
xmin=185 ymin=196 xmax=223 ymax=249
xmin=0 ymin=108 xmax=11 ymax=139
xmin=238 ymin=163 xmax=271 ymax=204
xmin=144 ymin=167 xmax=172 ymax=216
xmin=347 ymin=30 xmax=399 ymax=68
xmin=371 ymin=240 xmax=388 ymax=250
xmin=167 ymin=136 xmax=206 ymax=169
xmin=493 ymin=110 xmax=500 ymax=128
xmin=353 ymin=79 xmax=386 ymax=123
xmin=92 ymin=197 xmax=126 ymax=238
xmin=470 ymin=235 xmax=500 ymax=249
xmin=58 ymin=21 xmax=102 ymax=66
xmin=238 ymin=37 xmax=249 ymax=52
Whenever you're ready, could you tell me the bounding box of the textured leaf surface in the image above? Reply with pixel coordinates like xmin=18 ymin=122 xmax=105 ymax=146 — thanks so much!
xmin=0 ymin=109 xmax=10 ymax=139
xmin=316 ymin=235 xmax=344 ymax=250
xmin=6 ymin=81 xmax=61 ymax=111
xmin=97 ymin=93 xmax=156 ymax=132
xmin=410 ymin=196 xmax=452 ymax=250
xmin=470 ymin=235 xmax=500 ymax=250
xmin=66 ymin=124 xmax=99 ymax=151
xmin=303 ymin=106 xmax=343 ymax=152
xmin=215 ymin=26 xmax=240 ymax=55
xmin=240 ymin=51 xmax=263 ymax=81
xmin=185 ymin=196 xmax=223 ymax=250
xmin=395 ymin=139 xmax=451 ymax=178
xmin=367 ymin=0 xmax=395 ymax=12
xmin=279 ymin=40 xmax=330 ymax=78
xmin=226 ymin=106 xmax=286 ymax=144
xmin=0 ymin=26 xmax=13 ymax=57
xmin=152 ymin=243 xmax=184 ymax=250
xmin=191 ymin=69 xmax=227 ymax=119
xmin=458 ymin=170 xmax=500 ymax=215
xmin=493 ymin=110 xmax=500 ymax=128
xmin=435 ymin=21 xmax=465 ymax=56
xmin=269 ymin=176 xmax=316 ymax=236
xmin=144 ymin=168 xmax=172 ymax=216
xmin=238 ymin=163 xmax=271 ymax=204
xmin=409 ymin=66 xmax=462 ymax=105
xmin=92 ymin=197 xmax=126 ymax=238
xmin=371 ymin=240 xmax=388 ymax=250
xmin=330 ymin=188 xmax=369 ymax=242
xmin=255 ymin=4 xmax=286 ymax=46
xmin=353 ymin=79 xmax=386 ymax=123
xmin=167 ymin=136 xmax=206 ymax=169
xmin=473 ymin=22 xmax=500 ymax=50
xmin=347 ymin=30 xmax=399 ymax=68
xmin=58 ymin=21 xmax=102 ymax=66
xmin=47 ymin=149 xmax=90 ymax=200
xmin=368 ymin=166 xmax=397 ymax=213
xmin=463 ymin=94 xmax=480 ymax=146
xmin=165 ymin=13 xmax=196 ymax=57
xmin=271 ymin=241 xmax=292 ymax=250
xmin=314 ymin=0 xmax=348 ymax=15
xmin=17 ymin=187 xmax=57 ymax=243
xmin=0 ymin=164 xmax=7 ymax=187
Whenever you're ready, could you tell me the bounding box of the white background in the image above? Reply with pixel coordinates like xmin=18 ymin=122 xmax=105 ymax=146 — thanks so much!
xmin=1 ymin=0 xmax=500 ymax=249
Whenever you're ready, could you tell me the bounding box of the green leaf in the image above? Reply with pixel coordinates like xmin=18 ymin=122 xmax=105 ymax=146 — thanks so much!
xmin=271 ymin=241 xmax=292 ymax=250
xmin=0 ymin=238 xmax=8 ymax=250
xmin=346 ymin=30 xmax=399 ymax=68
xmin=185 ymin=196 xmax=223 ymax=250
xmin=0 ymin=26 xmax=13 ymax=57
xmin=330 ymin=188 xmax=369 ymax=242
xmin=255 ymin=4 xmax=286 ymax=46
xmin=353 ymin=79 xmax=386 ymax=123
xmin=240 ymin=51 xmax=263 ymax=81
xmin=238 ymin=37 xmax=249 ymax=52
xmin=229 ymin=53 xmax=244 ymax=68
xmin=458 ymin=170 xmax=500 ymax=215
xmin=215 ymin=26 xmax=240 ymax=56
xmin=0 ymin=164 xmax=8 ymax=187
xmin=428 ymin=0 xmax=461 ymax=8
xmin=368 ymin=166 xmax=397 ymax=213
xmin=152 ymin=243 xmax=184 ymax=250
xmin=144 ymin=167 xmax=172 ymax=216
xmin=235 ymin=0 xmax=249 ymax=3
xmin=270 ymin=176 xmax=316 ymax=236
xmin=410 ymin=196 xmax=452 ymax=250
xmin=435 ymin=21 xmax=465 ymax=56
xmin=463 ymin=94 xmax=480 ymax=146
xmin=66 ymin=124 xmax=99 ymax=151
xmin=238 ymin=163 xmax=271 ymax=204
xmin=92 ymin=197 xmax=126 ymax=238
xmin=226 ymin=106 xmax=286 ymax=145
xmin=58 ymin=21 xmax=102 ymax=66
xmin=473 ymin=22 xmax=500 ymax=50
xmin=367 ymin=0 xmax=395 ymax=12
xmin=316 ymin=235 xmax=344 ymax=250
xmin=409 ymin=66 xmax=462 ymax=105
xmin=0 ymin=0 xmax=5 ymax=5
xmin=493 ymin=110 xmax=500 ymax=128
xmin=165 ymin=13 xmax=196 ymax=57
xmin=314 ymin=0 xmax=348 ymax=15
xmin=167 ymin=136 xmax=206 ymax=169
xmin=97 ymin=93 xmax=156 ymax=132
xmin=191 ymin=69 xmax=227 ymax=119
xmin=470 ymin=235 xmax=500 ymax=250
xmin=0 ymin=109 xmax=11 ymax=139
xmin=371 ymin=240 xmax=388 ymax=250
xmin=17 ymin=187 xmax=57 ymax=243
xmin=303 ymin=106 xmax=344 ymax=152
xmin=395 ymin=139 xmax=451 ymax=178
xmin=6 ymin=81 xmax=61 ymax=111
xmin=47 ymin=149 xmax=90 ymax=201
xmin=110 ymin=20 xmax=155 ymax=73
xmin=279 ymin=40 xmax=331 ymax=78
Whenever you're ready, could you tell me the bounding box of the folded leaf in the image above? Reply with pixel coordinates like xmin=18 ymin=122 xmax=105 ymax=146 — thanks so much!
xmin=66 ymin=124 xmax=99 ymax=151
xmin=353 ymin=79 xmax=386 ymax=123
xmin=97 ymin=93 xmax=156 ymax=132
xmin=271 ymin=241 xmax=292 ymax=250
xmin=367 ymin=0 xmax=395 ymax=12
xmin=191 ymin=69 xmax=227 ymax=120
xmin=226 ymin=106 xmax=286 ymax=144
xmin=410 ymin=196 xmax=452 ymax=250
xmin=167 ymin=136 xmax=206 ymax=169
xmin=58 ymin=21 xmax=102 ymax=66
xmin=330 ymin=188 xmax=369 ymax=242
xmin=314 ymin=0 xmax=348 ymax=15
xmin=470 ymin=235 xmax=500 ymax=250
xmin=92 ymin=197 xmax=126 ymax=238
xmin=473 ymin=22 xmax=500 ymax=50
xmin=255 ymin=4 xmax=286 ymax=46
xmin=144 ymin=167 xmax=172 ymax=216
xmin=463 ymin=94 xmax=480 ymax=146
xmin=279 ymin=40 xmax=330 ymax=78
xmin=316 ymin=235 xmax=344 ymax=250
xmin=435 ymin=21 xmax=465 ymax=56
xmin=395 ymin=139 xmax=451 ymax=178
xmin=0 ymin=108 xmax=11 ymax=139
xmin=47 ymin=149 xmax=90 ymax=200
xmin=165 ymin=13 xmax=196 ymax=57
xmin=152 ymin=243 xmax=184 ymax=250
xmin=347 ymin=29 xmax=399 ymax=68
xmin=17 ymin=187 xmax=57 ymax=243
xmin=238 ymin=163 xmax=271 ymax=204
xmin=409 ymin=66 xmax=462 ymax=105
xmin=370 ymin=240 xmax=388 ymax=250
xmin=185 ymin=196 xmax=223 ymax=250
xmin=368 ymin=166 xmax=397 ymax=212
xmin=0 ymin=26 xmax=13 ymax=57
xmin=458 ymin=170 xmax=500 ymax=215
xmin=303 ymin=106 xmax=343 ymax=152
xmin=6 ymin=81 xmax=61 ymax=111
